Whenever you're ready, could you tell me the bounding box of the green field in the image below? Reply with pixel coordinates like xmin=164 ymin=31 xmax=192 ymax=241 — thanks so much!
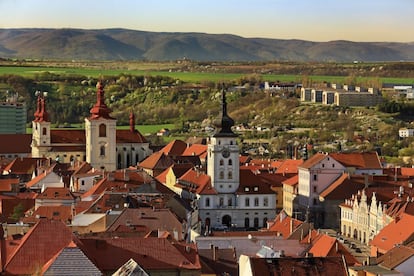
xmin=1 ymin=65 xmax=413 ymax=84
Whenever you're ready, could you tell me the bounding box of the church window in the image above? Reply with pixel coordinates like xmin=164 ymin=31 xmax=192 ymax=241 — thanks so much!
xmin=228 ymin=159 xmax=232 ymax=166
xmin=220 ymin=159 xmax=224 ymax=166
xmin=100 ymin=145 xmax=105 ymax=156
xmin=230 ymin=141 xmax=233 ymax=145
xmin=219 ymin=197 xmax=224 ymax=207
xmin=245 ymin=198 xmax=250 ymax=207
xmin=99 ymin=123 xmax=106 ymax=137
xmin=206 ymin=198 xmax=210 ymax=207
xmin=219 ymin=171 xmax=224 ymax=179
xmin=254 ymin=218 xmax=259 ymax=228
xmin=228 ymin=171 xmax=233 ymax=179
xmin=42 ymin=127 xmax=47 ymax=135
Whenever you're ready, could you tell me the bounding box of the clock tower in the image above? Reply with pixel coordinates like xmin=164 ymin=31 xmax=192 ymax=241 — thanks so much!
xmin=207 ymin=88 xmax=239 ymax=194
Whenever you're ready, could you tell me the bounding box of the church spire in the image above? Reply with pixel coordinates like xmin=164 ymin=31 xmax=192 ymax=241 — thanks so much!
xmin=213 ymin=85 xmax=236 ymax=137
xmin=129 ymin=111 xmax=136 ymax=132
xmin=89 ymin=82 xmax=114 ymax=119
xmin=33 ymin=92 xmax=41 ymax=122
xmin=34 ymin=91 xmax=49 ymax=122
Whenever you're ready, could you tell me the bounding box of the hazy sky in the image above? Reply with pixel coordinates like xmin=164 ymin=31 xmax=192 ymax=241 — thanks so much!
xmin=0 ymin=0 xmax=413 ymax=42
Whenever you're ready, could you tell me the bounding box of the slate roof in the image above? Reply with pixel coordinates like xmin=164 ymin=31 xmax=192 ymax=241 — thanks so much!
xmin=42 ymin=244 xmax=102 ymax=276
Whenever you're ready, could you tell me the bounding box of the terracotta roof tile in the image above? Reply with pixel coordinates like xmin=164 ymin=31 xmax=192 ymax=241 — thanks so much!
xmin=275 ymin=159 xmax=304 ymax=174
xmin=282 ymin=175 xmax=298 ymax=187
xmin=51 ymin=129 xmax=85 ymax=144
xmin=182 ymin=144 xmax=207 ymax=156
xmin=116 ymin=129 xmax=147 ymax=143
xmin=377 ymin=245 xmax=414 ymax=269
xmin=0 ymin=134 xmax=32 ymax=154
xmin=319 ymin=173 xmax=366 ymax=200
xmin=160 ymin=140 xmax=187 ymax=156
xmin=267 ymin=212 xmax=303 ymax=238
xmin=370 ymin=213 xmax=414 ymax=253
xmin=299 ymin=153 xmax=328 ymax=169
xmin=4 ymin=219 xmax=78 ymax=275
xmin=36 ymin=187 xmax=76 ymax=200
xmin=329 ymin=151 xmax=382 ymax=169
xmin=22 ymin=205 xmax=73 ymax=223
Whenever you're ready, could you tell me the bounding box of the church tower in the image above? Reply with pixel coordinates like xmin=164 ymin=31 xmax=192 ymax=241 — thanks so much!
xmin=31 ymin=91 xmax=51 ymax=157
xmin=207 ymin=87 xmax=239 ymax=194
xmin=85 ymin=82 xmax=117 ymax=171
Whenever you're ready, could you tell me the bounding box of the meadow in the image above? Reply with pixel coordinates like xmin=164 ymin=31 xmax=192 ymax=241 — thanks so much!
xmin=1 ymin=65 xmax=413 ymax=84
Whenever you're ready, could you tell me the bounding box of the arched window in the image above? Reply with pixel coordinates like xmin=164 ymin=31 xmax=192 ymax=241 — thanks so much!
xmin=228 ymin=171 xmax=233 ymax=179
xmin=228 ymin=198 xmax=232 ymax=206
xmin=245 ymin=198 xmax=250 ymax=207
xmin=42 ymin=127 xmax=47 ymax=135
xmin=219 ymin=171 xmax=224 ymax=179
xmin=220 ymin=159 xmax=224 ymax=166
xmin=99 ymin=123 xmax=106 ymax=137
xmin=228 ymin=159 xmax=232 ymax=166
xmin=244 ymin=217 xmax=250 ymax=228
xmin=263 ymin=197 xmax=269 ymax=207
xmin=206 ymin=197 xmax=210 ymax=207
xmin=263 ymin=217 xmax=268 ymax=227
xmin=100 ymin=145 xmax=105 ymax=156
xmin=254 ymin=218 xmax=259 ymax=228
xmin=126 ymin=154 xmax=131 ymax=167
xmin=117 ymin=154 xmax=122 ymax=169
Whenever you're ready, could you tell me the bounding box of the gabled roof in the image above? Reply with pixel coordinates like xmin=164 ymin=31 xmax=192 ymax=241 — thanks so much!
xmin=237 ymin=169 xmax=275 ymax=195
xmin=3 ymin=157 xmax=46 ymax=174
xmin=159 ymin=140 xmax=187 ymax=156
xmin=0 ymin=134 xmax=32 ymax=154
xmin=22 ymin=205 xmax=73 ymax=224
xmin=299 ymin=153 xmax=328 ymax=169
xmin=36 ymin=187 xmax=76 ymax=200
xmin=107 ymin=208 xmax=184 ymax=240
xmin=79 ymin=237 xmax=200 ymax=272
xmin=377 ymin=245 xmax=414 ymax=269
xmin=198 ymin=247 xmax=238 ymax=276
xmin=4 ymin=219 xmax=78 ymax=275
xmin=116 ymin=129 xmax=147 ymax=143
xmin=275 ymin=159 xmax=304 ymax=174
xmin=177 ymin=169 xmax=211 ymax=194
xmin=267 ymin=211 xmax=303 ymax=238
xmin=319 ymin=173 xmax=365 ymax=200
xmin=0 ymin=178 xmax=19 ymax=192
xmin=308 ymin=234 xmax=359 ymax=265
xmin=182 ymin=144 xmax=207 ymax=157
xmin=42 ymin=245 xmax=102 ymax=276
xmin=138 ymin=151 xmax=174 ymax=170
xmin=329 ymin=151 xmax=382 ymax=169
xmin=25 ymin=170 xmax=62 ymax=188
xmin=282 ymin=175 xmax=298 ymax=187
xmin=370 ymin=213 xmax=414 ymax=253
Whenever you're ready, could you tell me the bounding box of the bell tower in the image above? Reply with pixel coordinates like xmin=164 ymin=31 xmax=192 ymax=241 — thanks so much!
xmin=207 ymin=87 xmax=239 ymax=194
xmin=31 ymin=91 xmax=51 ymax=157
xmin=85 ymin=82 xmax=117 ymax=171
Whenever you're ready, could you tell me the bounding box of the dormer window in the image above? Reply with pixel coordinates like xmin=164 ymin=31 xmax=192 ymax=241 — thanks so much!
xmin=244 ymin=187 xmax=250 ymax=192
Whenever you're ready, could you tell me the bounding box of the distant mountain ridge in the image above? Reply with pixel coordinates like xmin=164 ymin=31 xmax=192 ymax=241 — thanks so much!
xmin=0 ymin=28 xmax=413 ymax=62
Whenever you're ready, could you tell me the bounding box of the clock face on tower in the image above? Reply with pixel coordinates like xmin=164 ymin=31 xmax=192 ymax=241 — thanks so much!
xmin=222 ymin=148 xmax=230 ymax=158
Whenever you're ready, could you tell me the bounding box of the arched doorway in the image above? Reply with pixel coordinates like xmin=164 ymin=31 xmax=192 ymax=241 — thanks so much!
xmin=222 ymin=215 xmax=231 ymax=227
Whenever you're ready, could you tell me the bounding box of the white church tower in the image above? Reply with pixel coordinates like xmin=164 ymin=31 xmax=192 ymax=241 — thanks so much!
xmin=207 ymin=88 xmax=240 ymax=194
xmin=85 ymin=82 xmax=117 ymax=171
xmin=31 ymin=91 xmax=51 ymax=158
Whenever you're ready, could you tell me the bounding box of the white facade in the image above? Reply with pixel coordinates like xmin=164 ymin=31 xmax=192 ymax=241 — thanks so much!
xmin=399 ymin=128 xmax=414 ymax=138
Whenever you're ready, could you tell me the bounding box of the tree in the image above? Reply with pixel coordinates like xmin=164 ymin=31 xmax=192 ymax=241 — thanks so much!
xmin=9 ymin=203 xmax=24 ymax=222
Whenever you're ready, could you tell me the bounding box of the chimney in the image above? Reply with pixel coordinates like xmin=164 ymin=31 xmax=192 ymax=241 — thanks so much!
xmin=212 ymin=246 xmax=218 ymax=261
xmin=290 ymin=218 xmax=294 ymax=234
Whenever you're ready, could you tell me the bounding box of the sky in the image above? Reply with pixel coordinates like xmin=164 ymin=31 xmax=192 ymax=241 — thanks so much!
xmin=0 ymin=0 xmax=413 ymax=42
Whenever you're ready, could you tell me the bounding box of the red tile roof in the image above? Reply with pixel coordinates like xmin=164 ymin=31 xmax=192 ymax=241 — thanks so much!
xmin=267 ymin=212 xmax=303 ymax=238
xmin=275 ymin=159 xmax=304 ymax=175
xmin=139 ymin=151 xmax=174 ymax=170
xmin=116 ymin=129 xmax=147 ymax=143
xmin=319 ymin=173 xmax=366 ymax=200
xmin=177 ymin=169 xmax=211 ymax=194
xmin=299 ymin=153 xmax=328 ymax=169
xmin=370 ymin=213 xmax=414 ymax=254
xmin=329 ymin=151 xmax=382 ymax=169
xmin=22 ymin=205 xmax=73 ymax=224
xmin=3 ymin=157 xmax=46 ymax=174
xmin=282 ymin=175 xmax=298 ymax=187
xmin=36 ymin=187 xmax=76 ymax=200
xmin=377 ymin=245 xmax=414 ymax=269
xmin=4 ymin=219 xmax=77 ymax=275
xmin=0 ymin=178 xmax=19 ymax=192
xmin=51 ymin=129 xmax=85 ymax=144
xmin=0 ymin=134 xmax=32 ymax=154
xmin=182 ymin=144 xmax=207 ymax=156
xmin=248 ymin=256 xmax=348 ymax=276
xmin=237 ymin=169 xmax=275 ymax=195
xmin=308 ymin=234 xmax=359 ymax=265
xmin=160 ymin=140 xmax=187 ymax=156
xmin=79 ymin=237 xmax=201 ymax=272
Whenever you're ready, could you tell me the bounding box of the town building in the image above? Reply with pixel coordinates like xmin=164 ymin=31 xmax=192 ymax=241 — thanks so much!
xmin=0 ymin=91 xmax=26 ymax=134
xmin=30 ymin=82 xmax=152 ymax=171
